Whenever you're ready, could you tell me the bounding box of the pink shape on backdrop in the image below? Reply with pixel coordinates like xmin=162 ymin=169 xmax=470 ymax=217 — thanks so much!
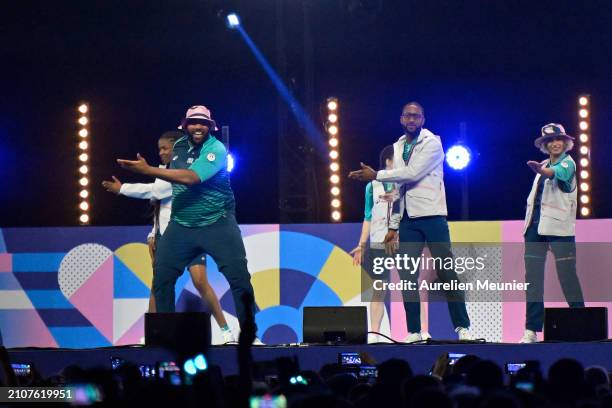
xmin=0 ymin=254 xmax=12 ymax=272
xmin=0 ymin=310 xmax=58 ymax=347
xmin=115 ymin=314 xmax=144 ymax=346
xmin=70 ymin=256 xmax=114 ymax=343
xmin=239 ymin=224 xmax=279 ymax=238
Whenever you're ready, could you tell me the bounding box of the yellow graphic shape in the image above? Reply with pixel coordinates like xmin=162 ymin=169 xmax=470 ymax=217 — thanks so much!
xmin=115 ymin=243 xmax=153 ymax=288
xmin=448 ymin=221 xmax=502 ymax=243
xmin=317 ymin=247 xmax=362 ymax=303
xmin=251 ymin=268 xmax=280 ymax=309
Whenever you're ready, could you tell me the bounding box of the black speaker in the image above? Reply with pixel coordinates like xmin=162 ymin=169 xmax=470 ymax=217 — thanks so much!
xmin=145 ymin=312 xmax=211 ymax=354
xmin=544 ymin=307 xmax=608 ymax=342
xmin=303 ymin=306 xmax=367 ymax=344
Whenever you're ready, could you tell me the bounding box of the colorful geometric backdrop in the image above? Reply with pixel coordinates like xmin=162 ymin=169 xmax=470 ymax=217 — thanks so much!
xmin=0 ymin=220 xmax=610 ymax=348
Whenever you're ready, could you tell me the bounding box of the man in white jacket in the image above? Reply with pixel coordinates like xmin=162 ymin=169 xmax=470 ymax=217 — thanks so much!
xmin=349 ymin=102 xmax=472 ymax=342
xmin=102 ymin=131 xmax=235 ymax=343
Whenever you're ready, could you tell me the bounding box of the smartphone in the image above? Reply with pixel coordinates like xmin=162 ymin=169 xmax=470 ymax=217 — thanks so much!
xmin=358 ymin=365 xmax=378 ymax=379
xmin=448 ymin=353 xmax=466 ymax=365
xmin=158 ymin=361 xmax=181 ymax=385
xmin=11 ymin=363 xmax=31 ymax=377
xmin=249 ymin=395 xmax=287 ymax=408
xmin=338 ymin=352 xmax=362 ymax=366
xmin=110 ymin=356 xmax=125 ymax=370
xmin=505 ymin=362 xmax=527 ymax=375
xmin=515 ymin=381 xmax=534 ymax=392
xmin=139 ymin=364 xmax=156 ymax=378
xmin=70 ymin=384 xmax=103 ymax=405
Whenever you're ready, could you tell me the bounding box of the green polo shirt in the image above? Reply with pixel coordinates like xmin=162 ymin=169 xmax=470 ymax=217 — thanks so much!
xmin=549 ymin=153 xmax=576 ymax=193
xmin=169 ymin=134 xmax=235 ymax=227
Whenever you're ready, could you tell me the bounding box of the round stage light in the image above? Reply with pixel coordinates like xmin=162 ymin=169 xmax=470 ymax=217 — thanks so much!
xmin=79 ymin=177 xmax=89 ymax=186
xmin=329 ymin=150 xmax=338 ymax=159
xmin=79 ymin=141 xmax=88 ymax=150
xmin=330 ymin=174 xmax=340 ymax=184
xmin=580 ymin=195 xmax=590 ymax=204
xmin=580 ymin=182 xmax=589 ymax=192
xmin=79 ymin=201 xmax=89 ymax=211
xmin=78 ymin=104 xmax=88 ymax=114
xmin=79 ymin=129 xmax=88 ymax=138
xmin=579 ymin=121 xmax=588 ymax=130
xmin=580 ymin=158 xmax=589 ymax=167
xmin=80 ymin=190 xmax=89 ymax=199
xmin=79 ymin=153 xmax=88 ymax=162
xmin=581 ymin=207 xmax=590 ymax=216
xmin=579 ymin=96 xmax=588 ymax=106
xmin=445 ymin=145 xmax=471 ymax=170
xmin=78 ymin=116 xmax=88 ymax=126
xmin=79 ymin=165 xmax=88 ymax=174
xmin=580 ymin=146 xmax=589 ymax=155
xmin=331 ymin=199 xmax=341 ymax=208
xmin=330 ymin=162 xmax=339 ymax=172
xmin=580 ymin=170 xmax=589 ymax=179
xmin=328 ymin=125 xmax=338 ymax=135
xmin=579 ymin=133 xmax=588 ymax=143
xmin=227 ymin=153 xmax=234 ymax=172
xmin=579 ymin=109 xmax=589 ymax=118
xmin=331 ymin=187 xmax=340 ymax=196
xmin=328 ymin=113 xmax=338 ymax=123
xmin=327 ymin=100 xmax=338 ymax=111
xmin=331 ymin=210 xmax=341 ymax=221
xmin=79 ymin=214 xmax=89 ymax=223
xmin=329 ymin=138 xmax=338 ymax=148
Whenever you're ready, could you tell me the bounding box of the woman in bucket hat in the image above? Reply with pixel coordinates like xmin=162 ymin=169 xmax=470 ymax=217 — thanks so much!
xmin=520 ymin=123 xmax=585 ymax=343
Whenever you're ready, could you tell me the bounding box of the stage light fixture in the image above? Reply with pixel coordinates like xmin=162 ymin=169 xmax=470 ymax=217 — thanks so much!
xmin=580 ymin=195 xmax=589 ymax=204
xmin=580 ymin=158 xmax=589 ymax=167
xmin=80 ymin=190 xmax=89 ymax=199
xmin=577 ymin=94 xmax=591 ymax=218
xmin=580 ymin=182 xmax=589 ymax=192
xmin=329 ymin=138 xmax=338 ymax=147
xmin=330 ymin=174 xmax=339 ymax=184
xmin=579 ymin=121 xmax=588 ymax=130
xmin=580 ymin=146 xmax=589 ymax=155
xmin=78 ymin=104 xmax=88 ymax=114
xmin=581 ymin=207 xmax=590 ymax=216
xmin=79 ymin=165 xmax=88 ymax=174
xmin=579 ymin=96 xmax=588 ymax=106
xmin=579 ymin=109 xmax=589 ymax=118
xmin=227 ymin=13 xmax=240 ymax=28
xmin=79 ymin=129 xmax=88 ymax=138
xmin=329 ymin=150 xmax=338 ymax=160
xmin=79 ymin=141 xmax=88 ymax=150
xmin=331 ymin=187 xmax=340 ymax=196
xmin=331 ymin=211 xmax=341 ymax=221
xmin=328 ymin=113 xmax=338 ymax=123
xmin=78 ymin=116 xmax=88 ymax=126
xmin=328 ymin=125 xmax=338 ymax=135
xmin=579 ymin=134 xmax=588 ymax=143
xmin=79 ymin=214 xmax=89 ymax=223
xmin=330 ymin=162 xmax=339 ymax=172
xmin=445 ymin=144 xmax=471 ymax=170
xmin=327 ymin=100 xmax=337 ymax=111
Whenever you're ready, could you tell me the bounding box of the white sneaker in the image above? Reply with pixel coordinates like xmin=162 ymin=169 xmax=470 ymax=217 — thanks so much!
xmin=421 ymin=331 xmax=432 ymax=341
xmin=404 ymin=332 xmax=423 ymax=343
xmin=368 ymin=333 xmax=393 ymax=343
xmin=221 ymin=328 xmax=236 ymax=344
xmin=519 ymin=329 xmax=538 ymax=344
xmin=253 ymin=337 xmax=265 ymax=346
xmin=456 ymin=327 xmax=474 ymax=341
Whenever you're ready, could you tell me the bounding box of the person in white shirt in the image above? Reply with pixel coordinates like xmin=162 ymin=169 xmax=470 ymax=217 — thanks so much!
xmin=102 ymin=131 xmax=235 ymax=343
xmin=350 ymin=145 xmax=431 ymax=343
xmin=349 ymin=102 xmax=473 ymax=342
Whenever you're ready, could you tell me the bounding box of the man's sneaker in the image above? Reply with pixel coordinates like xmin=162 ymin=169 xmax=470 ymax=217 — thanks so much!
xmin=404 ymin=332 xmax=423 ymax=343
xmin=456 ymin=327 xmax=474 ymax=341
xmin=421 ymin=331 xmax=432 ymax=341
xmin=221 ymin=328 xmax=236 ymax=344
xmin=253 ymin=337 xmax=265 ymax=346
xmin=519 ymin=329 xmax=538 ymax=344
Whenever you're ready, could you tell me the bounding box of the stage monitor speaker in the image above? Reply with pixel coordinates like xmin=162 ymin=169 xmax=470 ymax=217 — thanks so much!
xmin=145 ymin=312 xmax=211 ymax=355
xmin=303 ymin=306 xmax=367 ymax=344
xmin=544 ymin=307 xmax=608 ymax=342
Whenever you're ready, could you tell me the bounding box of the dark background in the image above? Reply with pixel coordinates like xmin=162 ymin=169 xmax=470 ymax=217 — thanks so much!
xmin=1 ymin=0 xmax=610 ymax=227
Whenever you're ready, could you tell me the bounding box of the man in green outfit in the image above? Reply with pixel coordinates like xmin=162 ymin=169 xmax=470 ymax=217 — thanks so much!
xmin=117 ymin=105 xmax=255 ymax=331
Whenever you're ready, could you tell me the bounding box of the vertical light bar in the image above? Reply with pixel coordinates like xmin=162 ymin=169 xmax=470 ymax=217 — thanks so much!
xmin=577 ymin=95 xmax=591 ymax=218
xmin=326 ymin=97 xmax=341 ymax=222
xmin=77 ymin=103 xmax=90 ymax=224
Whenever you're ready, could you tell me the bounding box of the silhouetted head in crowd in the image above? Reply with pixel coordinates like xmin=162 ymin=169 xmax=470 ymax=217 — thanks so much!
xmin=410 ymin=388 xmax=453 ymax=408
xmin=585 ymin=365 xmax=610 ymax=393
xmin=452 ymin=354 xmax=481 ymax=378
xmin=402 ymin=374 xmax=443 ymax=404
xmin=548 ymin=358 xmax=586 ymax=401
xmin=377 ymin=358 xmax=413 ymax=387
xmin=466 ymin=360 xmax=504 ymax=392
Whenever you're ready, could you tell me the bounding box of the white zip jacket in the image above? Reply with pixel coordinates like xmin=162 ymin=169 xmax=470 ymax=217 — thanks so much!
xmin=376 ymin=128 xmax=448 ymax=230
xmin=369 ymin=180 xmax=395 ymax=247
xmin=118 ymin=165 xmax=173 ymax=239
xmin=523 ymin=156 xmax=577 ymax=237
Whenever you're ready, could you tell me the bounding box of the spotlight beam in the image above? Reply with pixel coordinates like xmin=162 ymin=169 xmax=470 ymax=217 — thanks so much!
xmin=229 ymin=16 xmax=326 ymax=154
